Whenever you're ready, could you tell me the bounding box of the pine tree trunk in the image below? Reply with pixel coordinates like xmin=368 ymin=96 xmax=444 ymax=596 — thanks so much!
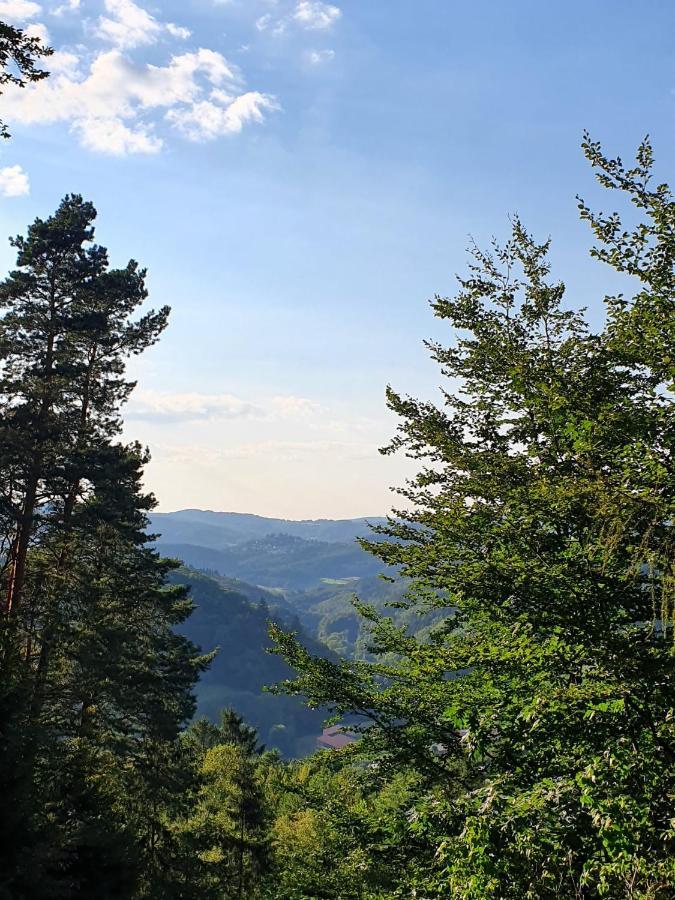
xmin=4 ymin=473 xmax=39 ymax=617
xmin=30 ymin=342 xmax=97 ymax=706
xmin=4 ymin=282 xmax=59 ymax=618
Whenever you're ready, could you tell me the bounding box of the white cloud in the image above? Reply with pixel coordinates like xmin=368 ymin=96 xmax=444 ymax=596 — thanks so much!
xmin=255 ymin=12 xmax=287 ymax=36
xmin=96 ymin=1 xmax=195 ymax=48
xmin=0 ymin=164 xmax=30 ymax=196
xmin=306 ymin=48 xmax=334 ymax=64
xmin=2 ymin=46 xmax=276 ymax=154
xmin=166 ymin=22 xmax=191 ymax=40
xmin=293 ymin=0 xmax=340 ymax=30
xmin=168 ymin=90 xmax=278 ymax=140
xmin=127 ymin=391 xmax=321 ymax=423
xmin=271 ymin=395 xmax=322 ymax=417
xmin=96 ymin=0 xmax=161 ymax=49
xmin=47 ymin=48 xmax=80 ymax=75
xmin=73 ymin=116 xmax=161 ymax=155
xmin=257 ymin=1 xmax=341 ymax=36
xmin=0 ymin=0 xmax=41 ymax=22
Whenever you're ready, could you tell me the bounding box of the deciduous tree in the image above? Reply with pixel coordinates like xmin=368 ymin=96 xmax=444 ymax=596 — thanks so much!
xmin=273 ymin=136 xmax=675 ymax=898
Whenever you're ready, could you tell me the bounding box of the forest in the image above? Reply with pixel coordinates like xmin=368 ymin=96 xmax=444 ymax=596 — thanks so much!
xmin=1 ymin=19 xmax=674 ymax=900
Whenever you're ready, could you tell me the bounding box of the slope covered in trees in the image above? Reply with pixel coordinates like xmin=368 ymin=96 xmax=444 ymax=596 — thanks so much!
xmin=154 ymin=533 xmax=389 ymax=590
xmin=275 ymin=574 xmax=444 ymax=659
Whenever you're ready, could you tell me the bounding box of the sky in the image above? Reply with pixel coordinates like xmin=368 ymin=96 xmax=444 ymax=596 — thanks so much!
xmin=1 ymin=0 xmax=674 ymax=519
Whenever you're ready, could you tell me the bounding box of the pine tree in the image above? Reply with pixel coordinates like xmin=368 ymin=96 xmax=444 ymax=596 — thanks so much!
xmin=0 ymin=195 xmax=167 ymax=624
xmin=172 ymin=714 xmax=270 ymax=899
xmin=0 ymin=197 xmax=207 ymax=898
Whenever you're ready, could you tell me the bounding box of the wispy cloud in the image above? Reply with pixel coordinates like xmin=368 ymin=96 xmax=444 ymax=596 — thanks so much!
xmin=96 ymin=0 xmax=161 ymax=49
xmin=168 ymin=89 xmax=279 ymax=140
xmin=94 ymin=0 xmax=192 ymax=49
xmin=127 ymin=390 xmax=323 ymax=424
xmin=127 ymin=390 xmax=262 ymax=422
xmin=166 ymin=22 xmax=191 ymax=40
xmin=271 ymin=395 xmax=323 ymax=417
xmin=306 ymin=48 xmax=334 ymax=64
xmin=256 ymin=0 xmax=341 ymax=36
xmin=51 ymin=0 xmax=79 ymax=16
xmin=2 ymin=41 xmax=277 ymax=155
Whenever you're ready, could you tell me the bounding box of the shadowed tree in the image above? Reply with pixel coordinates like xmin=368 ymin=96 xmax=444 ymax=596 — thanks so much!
xmin=0 ymin=196 xmax=208 ymax=899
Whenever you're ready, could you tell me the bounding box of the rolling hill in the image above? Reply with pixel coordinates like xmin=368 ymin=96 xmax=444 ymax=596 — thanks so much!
xmin=155 ymin=532 xmax=390 ymax=590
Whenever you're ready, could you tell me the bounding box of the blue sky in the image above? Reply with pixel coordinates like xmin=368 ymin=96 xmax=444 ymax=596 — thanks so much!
xmin=1 ymin=0 xmax=674 ymax=517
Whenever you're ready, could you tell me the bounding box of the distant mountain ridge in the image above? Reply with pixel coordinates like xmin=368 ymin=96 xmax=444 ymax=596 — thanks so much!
xmin=149 ymin=510 xmax=391 ymax=590
xmin=150 ymin=509 xmax=388 ymax=548
xmin=157 ymin=519 xmax=448 ymax=753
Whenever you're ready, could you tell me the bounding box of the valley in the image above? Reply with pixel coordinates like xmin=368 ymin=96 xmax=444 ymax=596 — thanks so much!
xmin=151 ymin=509 xmax=446 ymax=755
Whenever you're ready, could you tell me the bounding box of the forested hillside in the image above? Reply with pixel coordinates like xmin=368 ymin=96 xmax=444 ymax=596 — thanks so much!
xmin=170 ymin=567 xmax=332 ymax=757
xmin=157 ymin=527 xmax=438 ymax=661
xmin=0 ymin=132 xmax=673 ymax=898
xmin=156 ymin=532 xmax=387 ymax=589
xmin=282 ymin=575 xmax=448 ymax=659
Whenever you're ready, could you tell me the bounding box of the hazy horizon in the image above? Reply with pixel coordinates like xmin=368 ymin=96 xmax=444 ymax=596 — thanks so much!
xmin=153 ymin=507 xmax=387 ymax=522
